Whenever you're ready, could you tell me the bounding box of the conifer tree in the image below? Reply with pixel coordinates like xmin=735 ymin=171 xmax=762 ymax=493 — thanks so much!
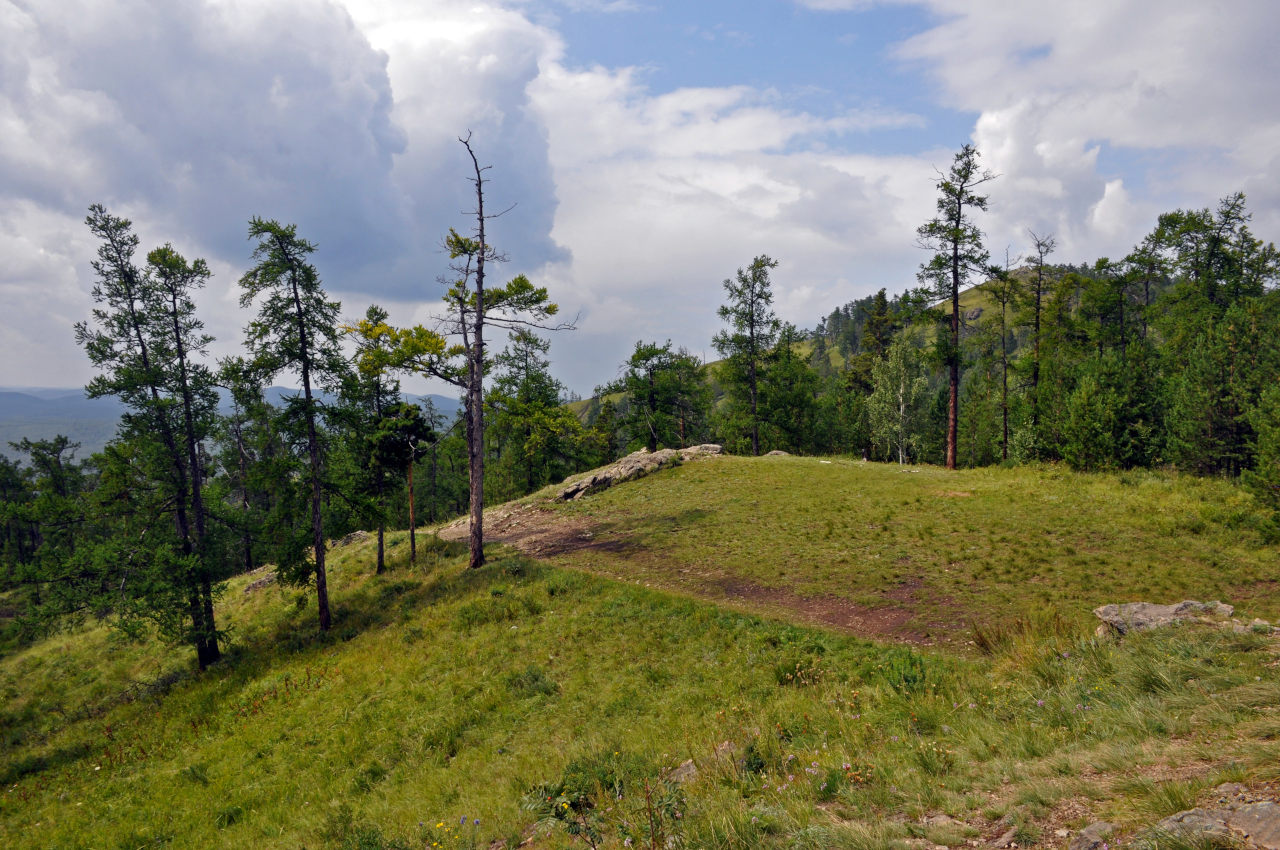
xmin=917 ymin=145 xmax=994 ymax=469
xmin=713 ymin=255 xmax=780 ymax=456
xmin=239 ymin=218 xmax=348 ymax=630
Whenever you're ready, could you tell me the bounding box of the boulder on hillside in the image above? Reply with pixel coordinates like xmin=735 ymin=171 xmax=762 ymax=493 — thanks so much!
xmin=557 ymin=445 xmax=723 ymax=501
xmin=1093 ymin=600 xmax=1234 ymax=636
xmin=1152 ymin=802 xmax=1280 ymax=850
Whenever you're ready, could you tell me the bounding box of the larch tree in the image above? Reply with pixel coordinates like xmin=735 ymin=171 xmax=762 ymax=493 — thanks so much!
xmin=74 ymin=206 xmax=222 ymax=668
xmin=713 ymin=255 xmax=780 ymax=456
xmin=238 ymin=218 xmax=348 ymax=630
xmin=917 ymin=145 xmax=994 ymax=469
xmin=346 ymin=135 xmax=571 ymax=570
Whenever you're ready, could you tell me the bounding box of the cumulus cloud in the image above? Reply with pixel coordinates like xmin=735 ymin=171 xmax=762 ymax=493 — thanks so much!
xmin=0 ymin=0 xmax=568 ymax=386
xmin=526 ymin=59 xmax=936 ymax=389
xmin=3 ymin=0 xmax=1277 ymax=394
xmin=894 ymin=0 xmax=1280 ymax=259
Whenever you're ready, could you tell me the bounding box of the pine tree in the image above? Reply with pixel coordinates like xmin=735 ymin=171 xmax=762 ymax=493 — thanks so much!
xmin=917 ymin=145 xmax=994 ymax=469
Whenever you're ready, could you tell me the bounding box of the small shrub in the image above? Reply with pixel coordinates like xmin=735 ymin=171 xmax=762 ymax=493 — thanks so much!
xmin=352 ymin=761 xmax=389 ymax=793
xmin=181 ymin=763 xmax=210 ymax=786
xmin=876 ymin=649 xmax=928 ymax=694
xmin=773 ymin=653 xmax=824 ymax=687
xmin=454 ymin=594 xmax=543 ymax=630
xmin=912 ymin=740 xmax=956 ymax=776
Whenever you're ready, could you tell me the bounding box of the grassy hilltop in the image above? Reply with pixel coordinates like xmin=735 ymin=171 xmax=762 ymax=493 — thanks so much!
xmin=2 ymin=456 xmax=1279 ymax=849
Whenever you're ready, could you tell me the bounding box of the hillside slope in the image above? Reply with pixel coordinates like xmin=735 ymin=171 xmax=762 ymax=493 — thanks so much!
xmin=446 ymin=454 xmax=1280 ymax=645
xmin=3 ymin=457 xmax=1280 ymax=850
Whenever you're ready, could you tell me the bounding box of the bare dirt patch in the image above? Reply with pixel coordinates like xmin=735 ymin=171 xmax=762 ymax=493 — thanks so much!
xmin=437 ymin=502 xmax=933 ymax=642
xmin=436 ymin=503 xmax=616 ymax=557
xmin=715 ymin=577 xmax=927 ymax=643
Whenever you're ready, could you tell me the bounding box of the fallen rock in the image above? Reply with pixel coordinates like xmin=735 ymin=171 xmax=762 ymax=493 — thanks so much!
xmin=557 ymin=445 xmax=722 ymax=501
xmin=765 ymin=449 xmax=790 ymax=456
xmin=243 ymin=573 xmax=276 ymax=593
xmin=1155 ymin=808 xmax=1236 ymax=844
xmin=1216 ymin=783 xmax=1249 ymax=801
xmin=1093 ymin=600 xmax=1234 ymax=635
xmin=1068 ymin=822 xmax=1113 ymax=850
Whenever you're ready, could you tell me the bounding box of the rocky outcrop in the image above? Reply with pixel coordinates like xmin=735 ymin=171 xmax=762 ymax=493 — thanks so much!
xmin=335 ymin=530 xmax=371 ymax=547
xmin=1093 ymin=600 xmax=1234 ymax=635
xmin=1151 ymin=799 xmax=1280 ymax=850
xmin=557 ymin=445 xmax=722 ymax=501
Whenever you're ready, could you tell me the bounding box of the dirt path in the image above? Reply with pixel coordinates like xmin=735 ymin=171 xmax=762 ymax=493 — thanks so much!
xmin=437 ymin=502 xmax=934 ymax=644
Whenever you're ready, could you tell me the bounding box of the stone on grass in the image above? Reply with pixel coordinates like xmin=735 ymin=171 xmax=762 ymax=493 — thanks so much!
xmin=557 ymin=445 xmax=722 ymax=501
xmin=1093 ymin=600 xmax=1234 ymax=636
xmin=1068 ymin=822 xmax=1113 ymax=850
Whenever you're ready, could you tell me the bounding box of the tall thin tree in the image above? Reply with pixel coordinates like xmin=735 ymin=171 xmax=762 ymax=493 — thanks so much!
xmin=713 ymin=255 xmax=781 ymax=456
xmin=239 ymin=218 xmax=347 ymax=630
xmin=917 ymin=145 xmax=994 ymax=469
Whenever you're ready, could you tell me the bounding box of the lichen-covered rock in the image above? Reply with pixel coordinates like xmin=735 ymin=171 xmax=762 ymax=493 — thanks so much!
xmin=1093 ymin=600 xmax=1234 ymax=635
xmin=1147 ymin=801 xmax=1280 ymax=849
xmin=335 ymin=529 xmax=370 ymax=547
xmin=1068 ymin=822 xmax=1113 ymax=850
xmin=557 ymin=445 xmax=722 ymax=501
xmin=1226 ymin=802 xmax=1280 ymax=850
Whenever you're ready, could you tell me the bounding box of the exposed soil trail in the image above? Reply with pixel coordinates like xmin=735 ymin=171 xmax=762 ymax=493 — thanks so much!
xmin=437 ymin=500 xmax=934 ymax=644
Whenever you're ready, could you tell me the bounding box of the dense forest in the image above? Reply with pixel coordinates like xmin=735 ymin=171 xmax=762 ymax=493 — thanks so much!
xmin=2 ymin=145 xmax=1279 ymax=669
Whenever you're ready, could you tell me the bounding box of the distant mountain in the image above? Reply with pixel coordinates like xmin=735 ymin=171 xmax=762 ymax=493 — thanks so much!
xmin=0 ymin=387 xmax=463 ymax=460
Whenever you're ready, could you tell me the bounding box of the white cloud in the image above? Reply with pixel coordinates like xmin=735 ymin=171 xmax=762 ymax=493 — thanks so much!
xmin=896 ymin=0 xmax=1280 ymax=259
xmin=3 ymin=0 xmax=1277 ymax=396
xmin=527 ymin=59 xmax=940 ymax=388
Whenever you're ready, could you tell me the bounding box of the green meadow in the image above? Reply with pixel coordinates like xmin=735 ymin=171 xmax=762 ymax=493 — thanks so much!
xmin=3 ymin=457 xmax=1279 ymax=849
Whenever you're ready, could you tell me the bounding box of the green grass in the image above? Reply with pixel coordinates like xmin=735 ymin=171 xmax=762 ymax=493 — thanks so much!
xmin=2 ymin=459 xmax=1279 ymax=849
xmin=544 ymin=457 xmax=1280 ymax=641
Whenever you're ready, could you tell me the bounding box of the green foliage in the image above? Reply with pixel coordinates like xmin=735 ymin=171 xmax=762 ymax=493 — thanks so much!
xmin=713 ymin=255 xmax=781 ymax=455
xmin=603 ymin=340 xmax=712 ymax=455
xmin=867 ymin=336 xmax=929 ymax=464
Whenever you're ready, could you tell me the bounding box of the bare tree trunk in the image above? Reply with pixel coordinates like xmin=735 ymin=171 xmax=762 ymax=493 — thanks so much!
xmin=464 ymin=136 xmax=487 ymax=571
xmin=291 ymin=275 xmax=329 ymax=631
xmin=408 ymin=455 xmax=416 ymax=565
xmin=947 ymin=238 xmax=960 ymax=470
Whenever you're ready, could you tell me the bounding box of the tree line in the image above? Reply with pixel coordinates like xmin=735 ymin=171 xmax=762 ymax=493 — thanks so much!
xmin=3 ymin=142 xmax=1279 ymax=668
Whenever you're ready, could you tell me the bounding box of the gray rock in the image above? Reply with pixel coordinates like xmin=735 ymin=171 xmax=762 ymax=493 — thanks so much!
xmin=1216 ymin=783 xmax=1249 ymax=800
xmin=1093 ymin=600 xmax=1234 ymax=635
xmin=336 ymin=529 xmax=370 ymax=547
xmin=765 ymin=449 xmax=789 ymax=456
xmin=557 ymin=445 xmax=722 ymax=501
xmin=1155 ymin=808 xmax=1234 ymax=843
xmin=1068 ymin=822 xmax=1113 ymax=850
xmin=243 ymin=572 xmax=276 ymax=593
xmin=1225 ymin=802 xmax=1280 ymax=850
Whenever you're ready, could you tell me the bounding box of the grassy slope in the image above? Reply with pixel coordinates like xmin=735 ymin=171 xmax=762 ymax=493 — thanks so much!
xmin=545 ymin=456 xmax=1280 ymax=641
xmin=2 ymin=460 xmax=1279 ymax=850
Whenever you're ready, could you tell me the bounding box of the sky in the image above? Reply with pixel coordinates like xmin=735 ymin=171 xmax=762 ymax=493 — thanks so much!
xmin=3 ymin=0 xmax=1279 ymax=398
